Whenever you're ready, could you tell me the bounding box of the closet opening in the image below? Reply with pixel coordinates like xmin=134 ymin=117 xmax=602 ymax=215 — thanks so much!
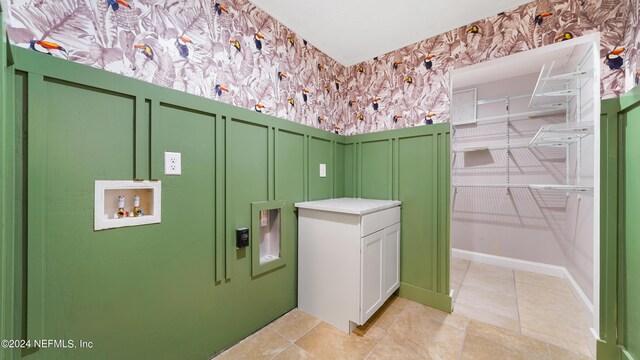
xmin=449 ymin=33 xmax=600 ymax=358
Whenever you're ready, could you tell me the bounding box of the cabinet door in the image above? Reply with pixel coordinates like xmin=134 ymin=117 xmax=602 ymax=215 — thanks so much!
xmin=361 ymin=229 xmax=384 ymax=323
xmin=383 ymin=223 xmax=401 ymax=298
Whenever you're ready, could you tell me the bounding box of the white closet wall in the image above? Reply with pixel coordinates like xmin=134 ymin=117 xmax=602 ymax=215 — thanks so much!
xmin=452 ymin=73 xmax=571 ymax=267
xmin=451 ymin=41 xmax=597 ymax=304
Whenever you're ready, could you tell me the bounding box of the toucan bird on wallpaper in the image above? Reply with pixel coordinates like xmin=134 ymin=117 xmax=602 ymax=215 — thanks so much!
xmin=214 ymin=3 xmax=229 ymax=15
xmin=134 ymin=44 xmax=154 ymax=60
xmin=175 ymin=36 xmax=192 ymax=58
xmin=107 ymin=0 xmax=131 ymax=11
xmin=29 ymin=39 xmax=68 ymax=57
xmin=254 ymin=33 xmax=265 ymax=50
xmin=605 ymin=48 xmax=625 ymax=70
xmin=534 ymin=12 xmax=552 ymax=25
xmin=214 ymin=84 xmax=229 ymax=96
xmin=424 ymin=55 xmax=434 ymax=70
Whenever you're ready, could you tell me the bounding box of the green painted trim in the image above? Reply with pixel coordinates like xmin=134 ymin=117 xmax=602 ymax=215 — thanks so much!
xmin=215 ymin=116 xmax=226 ymax=282
xmin=438 ymin=132 xmax=451 ymax=295
xmin=134 ymin=96 xmax=150 ymax=179
xmin=619 ymin=85 xmax=640 ymax=111
xmin=268 ymin=127 xmax=275 ymax=201
xmin=149 ymin=100 xmax=160 ymax=180
xmin=1 ymin=11 xmax=19 ymax=359
xmin=344 ymin=123 xmax=450 ymax=143
xmin=26 ymin=73 xmax=46 ymax=341
xmin=620 ymin=347 xmax=635 ymax=360
xmin=251 ymin=200 xmax=287 ymax=277
xmin=398 ymin=282 xmax=452 ymax=313
xmin=598 ymin=339 xmax=621 ymax=360
xmin=599 ymin=98 xmax=621 ymax=360
xmin=392 ymin=139 xmax=399 ymax=200
xmin=303 ymin=135 xmax=309 ymax=201
xmin=387 ymin=139 xmax=393 ymax=199
xmin=431 ymin=133 xmax=439 ymax=290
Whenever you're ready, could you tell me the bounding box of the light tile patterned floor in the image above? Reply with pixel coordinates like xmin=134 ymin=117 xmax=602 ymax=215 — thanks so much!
xmin=213 ymin=260 xmax=593 ymax=359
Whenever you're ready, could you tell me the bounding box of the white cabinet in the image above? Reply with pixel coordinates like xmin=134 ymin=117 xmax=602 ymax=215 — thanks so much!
xmin=295 ymin=198 xmax=401 ymax=333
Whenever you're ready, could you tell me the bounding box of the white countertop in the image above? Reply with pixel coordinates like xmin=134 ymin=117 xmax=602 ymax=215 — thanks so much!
xmin=295 ymin=198 xmax=401 ymax=215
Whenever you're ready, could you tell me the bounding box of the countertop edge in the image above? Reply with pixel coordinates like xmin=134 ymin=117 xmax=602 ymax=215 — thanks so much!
xmin=294 ymin=200 xmax=401 ymax=215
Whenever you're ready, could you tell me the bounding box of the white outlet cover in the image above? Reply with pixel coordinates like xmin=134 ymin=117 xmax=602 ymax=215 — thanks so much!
xmin=319 ymin=163 xmax=326 ymax=177
xmin=164 ymin=152 xmax=182 ymax=175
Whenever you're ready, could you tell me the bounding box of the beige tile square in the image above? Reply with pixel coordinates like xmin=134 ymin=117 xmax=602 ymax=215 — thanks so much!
xmin=549 ymin=344 xmax=594 ymax=360
xmin=387 ymin=295 xmax=412 ymax=310
xmin=456 ymin=282 xmax=519 ymax=320
xmin=404 ymin=301 xmax=470 ymax=331
xmin=519 ymin=301 xmax=591 ymax=357
xmin=352 ymin=324 xmax=387 ymax=342
xmin=521 ymin=326 xmax=592 ymax=358
xmin=367 ymin=332 xmax=423 ymax=360
xmin=270 ymin=309 xmax=322 ymax=342
xmin=452 ymin=257 xmax=471 ymax=270
xmin=365 ymin=301 xmax=404 ymax=330
xmin=295 ymin=322 xmax=377 ymax=360
xmin=466 ymin=262 xmax=514 ymax=282
xmin=515 ymin=270 xmax=572 ymax=294
xmin=389 ymin=310 xmax=467 ymax=359
xmin=462 ymin=263 xmax=516 ymax=295
xmin=214 ymin=328 xmax=290 ymax=360
xmin=461 ymin=320 xmax=549 ymax=360
xmin=516 ymin=282 xmax=589 ymax=320
xmin=453 ymin=301 xmax=521 ymax=333
xmin=272 ymin=344 xmax=316 ymax=360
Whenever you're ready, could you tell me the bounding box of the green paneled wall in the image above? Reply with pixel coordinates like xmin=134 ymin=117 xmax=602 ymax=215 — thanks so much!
xmin=599 ymin=88 xmax=640 ymax=360
xmin=308 ymin=137 xmax=333 ymax=200
xmin=1 ymin=7 xmax=19 ymax=360
xmin=344 ymin=125 xmax=452 ymax=312
xmin=7 ymin=45 xmax=344 ymax=360
xmin=622 ymin=100 xmax=640 ymax=360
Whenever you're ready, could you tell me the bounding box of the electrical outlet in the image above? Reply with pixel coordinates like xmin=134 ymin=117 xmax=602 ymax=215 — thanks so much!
xmin=319 ymin=163 xmax=327 ymax=177
xmin=164 ymin=152 xmax=182 ymax=175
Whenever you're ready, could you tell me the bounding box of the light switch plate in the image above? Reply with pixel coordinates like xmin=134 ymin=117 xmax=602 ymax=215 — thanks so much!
xmin=164 ymin=152 xmax=182 ymax=175
xmin=319 ymin=163 xmax=326 ymax=177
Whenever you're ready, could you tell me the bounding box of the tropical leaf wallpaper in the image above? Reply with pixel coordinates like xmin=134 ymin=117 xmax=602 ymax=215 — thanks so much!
xmin=5 ymin=0 xmax=347 ymax=132
xmin=4 ymin=0 xmax=639 ymax=135
xmin=342 ymin=0 xmax=636 ymax=134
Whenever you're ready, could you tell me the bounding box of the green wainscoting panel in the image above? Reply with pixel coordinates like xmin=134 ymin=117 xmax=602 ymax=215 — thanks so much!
xmin=334 ymin=142 xmax=346 ymax=198
xmin=598 ymin=98 xmax=622 ymax=360
xmin=620 ymin=88 xmax=640 ymax=360
xmin=1 ymin=8 xmax=20 ymax=360
xmin=8 ymin=45 xmax=343 ymax=359
xmin=598 ymin=88 xmax=640 ymax=360
xmin=308 ymin=137 xmax=333 ymax=200
xmin=344 ymin=143 xmax=355 ymax=197
xmin=345 ymin=124 xmax=452 ymax=313
xmin=360 ymin=140 xmax=391 ymax=199
xmin=398 ymin=135 xmax=436 ymax=290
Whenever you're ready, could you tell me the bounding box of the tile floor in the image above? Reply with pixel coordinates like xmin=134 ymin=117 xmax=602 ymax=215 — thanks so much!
xmin=214 ymin=260 xmax=593 ymax=359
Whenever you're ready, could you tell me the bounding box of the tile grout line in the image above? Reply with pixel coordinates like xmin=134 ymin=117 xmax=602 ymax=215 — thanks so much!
xmin=457 ymin=318 xmax=470 ymax=360
xmin=363 ymin=306 xmax=405 ymax=359
xmin=513 ymin=268 xmax=522 ymax=334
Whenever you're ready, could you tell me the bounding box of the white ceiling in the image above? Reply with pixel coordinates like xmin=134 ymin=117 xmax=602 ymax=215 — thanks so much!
xmin=250 ymin=0 xmax=532 ymax=66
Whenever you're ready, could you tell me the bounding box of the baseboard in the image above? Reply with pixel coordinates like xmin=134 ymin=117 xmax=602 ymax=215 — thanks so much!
xmin=398 ymin=282 xmax=452 ymax=313
xmin=452 ymin=249 xmax=566 ymax=277
xmin=452 ymin=249 xmax=594 ymax=323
